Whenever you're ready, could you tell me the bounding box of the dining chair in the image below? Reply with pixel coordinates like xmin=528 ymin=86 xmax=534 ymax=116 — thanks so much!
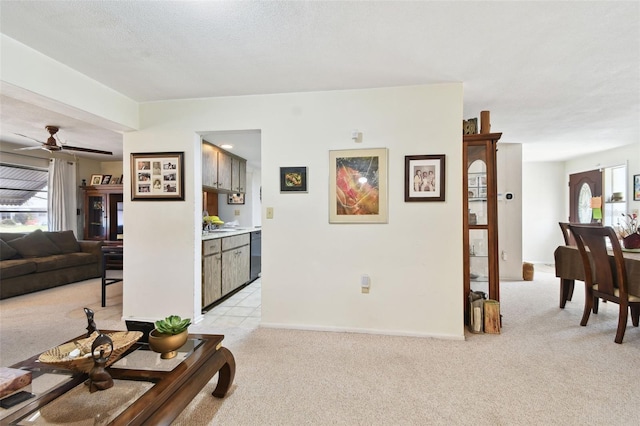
xmin=568 ymin=224 xmax=640 ymax=343
xmin=558 ymin=222 xmax=576 ymax=307
xmin=558 ymin=222 xmax=603 ymax=309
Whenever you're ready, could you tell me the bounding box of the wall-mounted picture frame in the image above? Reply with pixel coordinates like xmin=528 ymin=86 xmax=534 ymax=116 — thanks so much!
xmin=90 ymin=174 xmax=103 ymax=186
xmin=634 ymin=174 xmax=640 ymax=201
xmin=130 ymin=152 xmax=184 ymax=201
xmin=329 ymin=148 xmax=388 ymax=223
xmin=280 ymin=166 xmax=308 ymax=192
xmin=404 ymin=155 xmax=446 ymax=202
xmin=101 ymin=174 xmax=112 ymax=185
xmin=228 ymin=193 xmax=245 ymax=205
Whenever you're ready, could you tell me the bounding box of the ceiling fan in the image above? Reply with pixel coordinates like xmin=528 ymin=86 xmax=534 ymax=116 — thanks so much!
xmin=14 ymin=125 xmax=113 ymax=155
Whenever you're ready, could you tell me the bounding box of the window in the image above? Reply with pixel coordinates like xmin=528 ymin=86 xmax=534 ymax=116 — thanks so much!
xmin=0 ymin=163 xmax=48 ymax=232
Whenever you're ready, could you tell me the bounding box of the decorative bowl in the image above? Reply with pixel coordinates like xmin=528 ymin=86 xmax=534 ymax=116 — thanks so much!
xmin=148 ymin=329 xmax=188 ymax=359
xmin=38 ymin=331 xmax=142 ymax=373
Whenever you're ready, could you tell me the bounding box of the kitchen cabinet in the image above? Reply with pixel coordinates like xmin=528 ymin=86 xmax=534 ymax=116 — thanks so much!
xmin=238 ymin=159 xmax=246 ymax=193
xmin=202 ymin=239 xmax=222 ymax=308
xmin=82 ymin=184 xmax=123 ymax=241
xmin=202 ymin=143 xmax=219 ymax=189
xmin=201 ymin=141 xmax=247 ymax=194
xmin=221 ymin=233 xmax=250 ymax=296
xmin=463 ymin=132 xmax=501 ymax=325
xmin=217 ymin=150 xmax=233 ymax=191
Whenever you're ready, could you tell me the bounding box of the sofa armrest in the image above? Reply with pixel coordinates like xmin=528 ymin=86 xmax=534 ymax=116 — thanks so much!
xmin=78 ymin=240 xmax=103 ymax=257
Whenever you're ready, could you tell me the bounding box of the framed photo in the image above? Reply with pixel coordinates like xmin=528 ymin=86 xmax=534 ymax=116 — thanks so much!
xmin=634 ymin=174 xmax=640 ymax=201
xmin=90 ymin=174 xmax=103 ymax=186
xmin=280 ymin=166 xmax=308 ymax=192
xmin=404 ymin=155 xmax=446 ymax=202
xmin=329 ymin=148 xmax=388 ymax=224
xmin=101 ymin=174 xmax=112 ymax=185
xmin=130 ymin=152 xmax=184 ymax=201
xmin=228 ymin=193 xmax=245 ymax=204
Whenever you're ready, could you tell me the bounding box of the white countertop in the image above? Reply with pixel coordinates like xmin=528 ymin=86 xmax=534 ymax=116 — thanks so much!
xmin=202 ymin=227 xmax=260 ymax=240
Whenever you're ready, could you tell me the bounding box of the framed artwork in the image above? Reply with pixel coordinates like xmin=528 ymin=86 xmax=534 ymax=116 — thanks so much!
xmin=228 ymin=193 xmax=245 ymax=204
xmin=90 ymin=174 xmax=103 ymax=186
xmin=404 ymin=155 xmax=446 ymax=202
xmin=329 ymin=148 xmax=388 ymax=223
xmin=130 ymin=152 xmax=184 ymax=201
xmin=634 ymin=174 xmax=640 ymax=201
xmin=280 ymin=166 xmax=308 ymax=192
xmin=101 ymin=174 xmax=112 ymax=185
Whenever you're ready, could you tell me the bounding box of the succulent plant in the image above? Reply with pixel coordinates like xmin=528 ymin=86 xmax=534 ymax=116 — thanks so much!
xmin=154 ymin=315 xmax=191 ymax=335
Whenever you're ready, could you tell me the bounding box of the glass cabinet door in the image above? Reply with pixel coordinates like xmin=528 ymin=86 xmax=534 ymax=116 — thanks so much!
xmin=87 ymin=195 xmax=105 ymax=239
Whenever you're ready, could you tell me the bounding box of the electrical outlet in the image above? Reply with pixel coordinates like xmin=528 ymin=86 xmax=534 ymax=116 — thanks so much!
xmin=234 ymin=209 xmax=240 ymax=216
xmin=501 ymin=250 xmax=508 ymax=261
xmin=266 ymin=207 xmax=274 ymax=219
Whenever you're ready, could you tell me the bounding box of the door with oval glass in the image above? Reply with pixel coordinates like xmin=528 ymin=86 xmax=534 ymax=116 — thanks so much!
xmin=569 ymin=169 xmax=602 ymax=224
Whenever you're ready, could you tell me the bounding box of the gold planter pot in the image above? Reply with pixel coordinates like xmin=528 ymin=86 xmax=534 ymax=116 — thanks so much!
xmin=148 ymin=329 xmax=188 ymax=359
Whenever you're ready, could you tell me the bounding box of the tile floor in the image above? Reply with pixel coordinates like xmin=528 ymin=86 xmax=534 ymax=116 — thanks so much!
xmin=198 ymin=278 xmax=261 ymax=329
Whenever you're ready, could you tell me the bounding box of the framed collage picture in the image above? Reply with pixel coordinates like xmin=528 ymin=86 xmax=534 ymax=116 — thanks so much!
xmin=130 ymin=152 xmax=184 ymax=201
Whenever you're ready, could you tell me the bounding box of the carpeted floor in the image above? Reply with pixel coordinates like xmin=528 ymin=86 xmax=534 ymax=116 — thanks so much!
xmin=2 ymin=267 xmax=640 ymax=425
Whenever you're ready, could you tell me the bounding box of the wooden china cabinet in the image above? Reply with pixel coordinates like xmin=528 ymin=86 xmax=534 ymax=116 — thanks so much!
xmin=463 ymin=132 xmax=501 ymax=324
xmin=82 ymin=184 xmax=123 ymax=241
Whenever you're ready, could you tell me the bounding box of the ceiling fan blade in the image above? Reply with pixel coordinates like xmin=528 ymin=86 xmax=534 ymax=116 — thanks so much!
xmin=61 ymin=145 xmax=113 ymax=155
xmin=14 ymin=146 xmax=46 ymax=151
xmin=14 ymin=133 xmax=44 ymax=144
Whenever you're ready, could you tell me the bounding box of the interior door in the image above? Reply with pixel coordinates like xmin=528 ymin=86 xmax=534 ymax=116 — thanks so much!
xmin=569 ymin=169 xmax=602 ymax=223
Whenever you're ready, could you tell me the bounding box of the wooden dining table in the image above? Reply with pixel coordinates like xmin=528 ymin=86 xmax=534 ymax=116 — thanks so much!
xmin=554 ymin=245 xmax=640 ymax=308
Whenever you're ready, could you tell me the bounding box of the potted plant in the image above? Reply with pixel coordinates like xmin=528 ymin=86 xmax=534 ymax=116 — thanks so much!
xmin=618 ymin=213 xmax=639 ymax=250
xmin=148 ymin=315 xmax=191 ymax=359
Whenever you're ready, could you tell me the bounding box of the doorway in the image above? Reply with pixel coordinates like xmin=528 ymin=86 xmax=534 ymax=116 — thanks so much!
xmin=569 ymin=169 xmax=602 ymax=223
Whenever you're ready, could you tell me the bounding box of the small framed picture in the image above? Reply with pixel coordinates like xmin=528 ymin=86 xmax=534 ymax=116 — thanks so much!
xmin=90 ymin=174 xmax=103 ymax=186
xmin=280 ymin=166 xmax=308 ymax=193
xmin=101 ymin=175 xmax=112 ymax=185
xmin=404 ymin=155 xmax=446 ymax=202
xmin=228 ymin=193 xmax=245 ymax=204
xmin=634 ymin=174 xmax=640 ymax=201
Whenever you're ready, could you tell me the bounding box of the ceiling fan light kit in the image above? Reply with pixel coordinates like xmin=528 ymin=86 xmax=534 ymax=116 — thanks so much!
xmin=14 ymin=125 xmax=113 ymax=156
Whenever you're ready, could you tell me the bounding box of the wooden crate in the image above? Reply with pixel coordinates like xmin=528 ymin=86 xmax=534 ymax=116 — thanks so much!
xmin=484 ymin=300 xmax=501 ymax=334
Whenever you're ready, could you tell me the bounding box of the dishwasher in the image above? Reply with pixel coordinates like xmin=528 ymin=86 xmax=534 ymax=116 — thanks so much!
xmin=250 ymin=230 xmax=261 ymax=282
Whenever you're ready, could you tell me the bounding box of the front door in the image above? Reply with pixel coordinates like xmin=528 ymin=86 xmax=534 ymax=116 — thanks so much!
xmin=569 ymin=169 xmax=602 ymax=223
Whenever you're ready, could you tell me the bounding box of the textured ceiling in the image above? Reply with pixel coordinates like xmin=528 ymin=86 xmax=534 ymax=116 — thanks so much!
xmin=0 ymin=1 xmax=638 ymax=162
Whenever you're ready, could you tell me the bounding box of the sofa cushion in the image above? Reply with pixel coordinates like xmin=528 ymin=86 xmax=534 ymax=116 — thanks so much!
xmin=0 ymin=258 xmax=37 ymax=279
xmin=45 ymin=231 xmax=81 ymax=253
xmin=0 ymin=239 xmax=18 ymax=260
xmin=31 ymin=253 xmax=97 ymax=273
xmin=7 ymin=229 xmax=62 ymax=258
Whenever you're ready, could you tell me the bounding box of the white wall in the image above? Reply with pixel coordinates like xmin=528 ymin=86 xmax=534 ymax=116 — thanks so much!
xmin=522 ymin=161 xmax=565 ymax=263
xmin=496 ymin=143 xmax=523 ymax=279
xmin=123 ymin=84 xmax=465 ymax=339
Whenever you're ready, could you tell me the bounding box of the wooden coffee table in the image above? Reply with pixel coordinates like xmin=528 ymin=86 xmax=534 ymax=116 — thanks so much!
xmin=1 ymin=331 xmax=235 ymax=425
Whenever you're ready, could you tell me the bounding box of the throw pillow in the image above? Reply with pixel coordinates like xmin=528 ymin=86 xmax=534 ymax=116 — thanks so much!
xmin=0 ymin=239 xmax=18 ymax=260
xmin=45 ymin=230 xmax=81 ymax=253
xmin=7 ymin=229 xmax=62 ymax=258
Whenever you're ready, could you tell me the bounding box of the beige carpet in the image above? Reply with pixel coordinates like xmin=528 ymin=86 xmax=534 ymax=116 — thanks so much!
xmin=2 ymin=268 xmax=640 ymax=425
